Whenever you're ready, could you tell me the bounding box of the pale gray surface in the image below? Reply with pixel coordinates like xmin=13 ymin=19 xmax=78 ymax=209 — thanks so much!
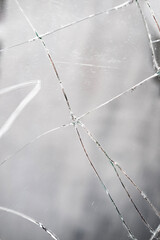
xmin=0 ymin=0 xmax=160 ymax=240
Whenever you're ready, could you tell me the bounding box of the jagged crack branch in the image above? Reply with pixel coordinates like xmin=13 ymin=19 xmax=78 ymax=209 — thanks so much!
xmin=79 ymin=121 xmax=160 ymax=220
xmin=75 ymin=126 xmax=137 ymax=240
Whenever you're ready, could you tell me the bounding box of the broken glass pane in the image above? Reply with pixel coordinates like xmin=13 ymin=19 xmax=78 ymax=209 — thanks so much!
xmin=0 ymin=0 xmax=160 ymax=240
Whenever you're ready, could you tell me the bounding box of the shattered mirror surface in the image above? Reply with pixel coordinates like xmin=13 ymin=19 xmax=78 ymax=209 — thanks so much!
xmin=0 ymin=0 xmax=160 ymax=239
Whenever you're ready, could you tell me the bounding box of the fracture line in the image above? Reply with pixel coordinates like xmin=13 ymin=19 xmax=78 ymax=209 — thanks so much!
xmin=75 ymin=126 xmax=137 ymax=240
xmin=14 ymin=0 xmax=74 ymax=120
xmin=79 ymin=121 xmax=159 ymax=225
xmin=145 ymin=0 xmax=160 ymax=33
xmin=0 ymin=122 xmax=71 ymax=167
xmin=152 ymin=39 xmax=160 ymax=43
xmin=41 ymin=0 xmax=134 ymax=38
xmin=0 ymin=206 xmax=60 ymax=240
xmin=136 ymin=0 xmax=159 ymax=71
xmin=0 ymin=0 xmax=133 ymax=53
xmin=77 ymin=73 xmax=158 ymax=120
xmin=150 ymin=224 xmax=160 ymax=240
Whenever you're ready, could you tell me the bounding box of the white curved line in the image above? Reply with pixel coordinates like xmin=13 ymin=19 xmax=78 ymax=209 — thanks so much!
xmin=0 ymin=206 xmax=59 ymax=240
xmin=0 ymin=80 xmax=41 ymax=139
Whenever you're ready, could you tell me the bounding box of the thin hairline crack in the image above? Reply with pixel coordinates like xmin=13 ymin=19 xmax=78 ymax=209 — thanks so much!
xmin=0 ymin=0 xmax=133 ymax=53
